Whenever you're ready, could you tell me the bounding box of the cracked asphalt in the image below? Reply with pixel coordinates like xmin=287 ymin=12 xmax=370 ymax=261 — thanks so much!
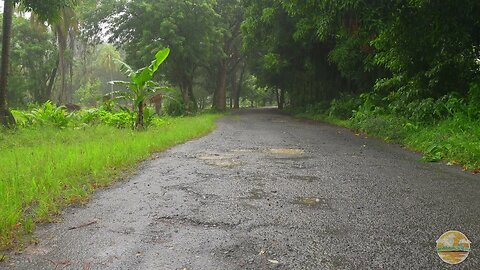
xmin=3 ymin=108 xmax=480 ymax=269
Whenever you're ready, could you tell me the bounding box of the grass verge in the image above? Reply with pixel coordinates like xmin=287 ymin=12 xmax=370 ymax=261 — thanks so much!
xmin=293 ymin=112 xmax=480 ymax=171
xmin=0 ymin=114 xmax=221 ymax=250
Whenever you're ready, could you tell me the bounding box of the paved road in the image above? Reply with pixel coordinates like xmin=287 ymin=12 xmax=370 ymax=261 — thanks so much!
xmin=3 ymin=109 xmax=480 ymax=269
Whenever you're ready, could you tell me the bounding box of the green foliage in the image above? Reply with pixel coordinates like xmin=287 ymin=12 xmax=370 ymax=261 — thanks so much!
xmin=109 ymin=0 xmax=225 ymax=109
xmin=327 ymin=95 xmax=362 ymax=120
xmin=0 ymin=15 xmax=57 ymax=106
xmin=164 ymin=95 xmax=186 ymax=116
xmin=74 ymin=79 xmax=102 ymax=106
xmin=20 ymin=0 xmax=77 ymax=22
xmin=297 ymin=87 xmax=480 ymax=169
xmin=13 ymin=101 xmax=73 ymax=128
xmin=406 ymin=116 xmax=480 ymax=168
xmin=466 ymin=81 xmax=480 ymax=119
xmin=243 ymin=0 xmax=480 ymax=119
xmin=11 ymin=101 xmax=168 ymax=130
xmin=110 ymin=48 xmax=171 ymax=129
xmin=0 ymin=113 xmax=221 ymax=249
xmin=80 ymin=107 xmax=136 ymax=129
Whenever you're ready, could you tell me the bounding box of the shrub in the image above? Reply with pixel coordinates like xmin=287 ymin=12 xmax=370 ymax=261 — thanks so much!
xmin=327 ymin=94 xmax=362 ymax=120
xmin=164 ymin=96 xmax=186 ymax=116
xmin=14 ymin=101 xmax=74 ymax=128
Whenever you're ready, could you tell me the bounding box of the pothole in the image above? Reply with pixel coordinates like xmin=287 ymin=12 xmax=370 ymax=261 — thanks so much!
xmin=197 ymin=154 xmax=241 ymax=168
xmin=230 ymin=149 xmax=256 ymax=153
xmin=271 ymin=156 xmax=310 ymax=161
xmin=243 ymin=188 xmax=267 ymax=200
xmin=292 ymin=175 xmax=318 ymax=182
xmin=268 ymin=148 xmax=305 ymax=155
xmin=208 ymin=159 xmax=241 ymax=168
xmin=294 ymin=197 xmax=329 ymax=208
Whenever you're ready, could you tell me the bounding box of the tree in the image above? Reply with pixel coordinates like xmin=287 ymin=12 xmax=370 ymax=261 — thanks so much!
xmin=54 ymin=6 xmax=79 ymax=104
xmin=211 ymin=0 xmax=243 ymax=111
xmin=97 ymin=44 xmax=121 ymax=94
xmin=110 ymin=48 xmax=170 ymax=129
xmin=0 ymin=0 xmax=15 ymax=126
xmin=4 ymin=15 xmax=57 ymax=105
xmin=0 ymin=0 xmax=75 ymax=127
xmin=110 ymin=0 xmax=219 ymax=112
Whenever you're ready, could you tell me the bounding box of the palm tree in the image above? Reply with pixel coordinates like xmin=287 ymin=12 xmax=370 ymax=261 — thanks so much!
xmin=0 ymin=0 xmax=75 ymax=127
xmin=55 ymin=7 xmax=78 ymax=104
xmin=0 ymin=0 xmax=16 ymax=126
xmin=97 ymin=44 xmax=121 ymax=94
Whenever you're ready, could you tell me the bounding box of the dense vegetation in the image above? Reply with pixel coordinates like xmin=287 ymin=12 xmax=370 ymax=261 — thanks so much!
xmin=242 ymin=0 xmax=480 ymax=169
xmin=0 ymin=0 xmax=276 ymax=123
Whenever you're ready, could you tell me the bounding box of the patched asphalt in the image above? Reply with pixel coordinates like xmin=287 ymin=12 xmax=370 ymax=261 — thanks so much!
xmin=3 ymin=109 xmax=480 ymax=269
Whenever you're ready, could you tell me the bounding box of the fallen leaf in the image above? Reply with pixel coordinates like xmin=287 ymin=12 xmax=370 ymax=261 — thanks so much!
xmin=268 ymin=259 xmax=279 ymax=264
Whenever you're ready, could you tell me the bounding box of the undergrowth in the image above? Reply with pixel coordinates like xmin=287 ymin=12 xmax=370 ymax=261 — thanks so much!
xmin=0 ymin=104 xmax=220 ymax=250
xmin=290 ymin=83 xmax=480 ymax=170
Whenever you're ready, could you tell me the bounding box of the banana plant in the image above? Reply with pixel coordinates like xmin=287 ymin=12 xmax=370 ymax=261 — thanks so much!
xmin=109 ymin=48 xmax=170 ymax=129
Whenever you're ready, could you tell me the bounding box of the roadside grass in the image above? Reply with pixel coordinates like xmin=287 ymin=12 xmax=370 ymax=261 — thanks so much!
xmin=404 ymin=117 xmax=480 ymax=169
xmin=0 ymin=114 xmax=220 ymax=250
xmin=294 ymin=112 xmax=480 ymax=170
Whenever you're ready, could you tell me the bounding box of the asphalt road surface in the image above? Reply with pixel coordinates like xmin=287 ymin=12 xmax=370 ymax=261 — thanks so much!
xmin=3 ymin=109 xmax=480 ymax=269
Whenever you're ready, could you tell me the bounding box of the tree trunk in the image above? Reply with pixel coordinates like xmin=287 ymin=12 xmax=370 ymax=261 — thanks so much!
xmin=231 ymin=65 xmax=239 ymax=109
xmin=46 ymin=57 xmax=59 ymax=103
xmin=136 ymin=101 xmax=144 ymax=129
xmin=155 ymin=102 xmax=162 ymax=116
xmin=67 ymin=31 xmax=75 ymax=104
xmin=110 ymin=71 xmax=114 ymax=94
xmin=178 ymin=81 xmax=190 ymax=112
xmin=214 ymin=61 xmax=227 ymax=111
xmin=234 ymin=64 xmax=246 ymax=109
xmin=187 ymin=80 xmax=197 ymax=112
xmin=0 ymin=0 xmax=15 ymax=127
xmin=278 ymin=89 xmax=285 ymax=110
xmin=56 ymin=24 xmax=67 ymax=104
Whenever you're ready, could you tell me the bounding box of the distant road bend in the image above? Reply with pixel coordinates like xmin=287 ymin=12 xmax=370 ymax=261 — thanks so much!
xmin=5 ymin=108 xmax=480 ymax=269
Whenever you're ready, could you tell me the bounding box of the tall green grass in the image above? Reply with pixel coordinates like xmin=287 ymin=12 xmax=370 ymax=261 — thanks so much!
xmin=0 ymin=114 xmax=220 ymax=249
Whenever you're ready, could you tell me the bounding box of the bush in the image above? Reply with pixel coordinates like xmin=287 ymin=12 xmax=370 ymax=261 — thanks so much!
xmin=11 ymin=101 xmax=167 ymax=130
xmin=467 ymin=81 xmax=480 ymax=119
xmin=13 ymin=101 xmax=74 ymax=128
xmin=350 ymin=113 xmax=412 ymax=141
xmin=79 ymin=107 xmax=136 ymax=129
xmin=164 ymin=96 xmax=186 ymax=116
xmin=327 ymin=94 xmax=362 ymax=120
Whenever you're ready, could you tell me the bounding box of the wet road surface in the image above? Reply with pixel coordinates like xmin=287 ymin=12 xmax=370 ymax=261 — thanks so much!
xmin=3 ymin=109 xmax=480 ymax=269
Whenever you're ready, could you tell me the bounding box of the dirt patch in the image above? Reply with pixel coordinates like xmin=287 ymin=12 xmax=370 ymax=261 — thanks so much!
xmin=268 ymin=148 xmax=305 ymax=155
xmin=230 ymin=149 xmax=257 ymax=153
xmin=197 ymin=154 xmax=241 ymax=168
xmin=294 ymin=197 xmax=329 ymax=209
